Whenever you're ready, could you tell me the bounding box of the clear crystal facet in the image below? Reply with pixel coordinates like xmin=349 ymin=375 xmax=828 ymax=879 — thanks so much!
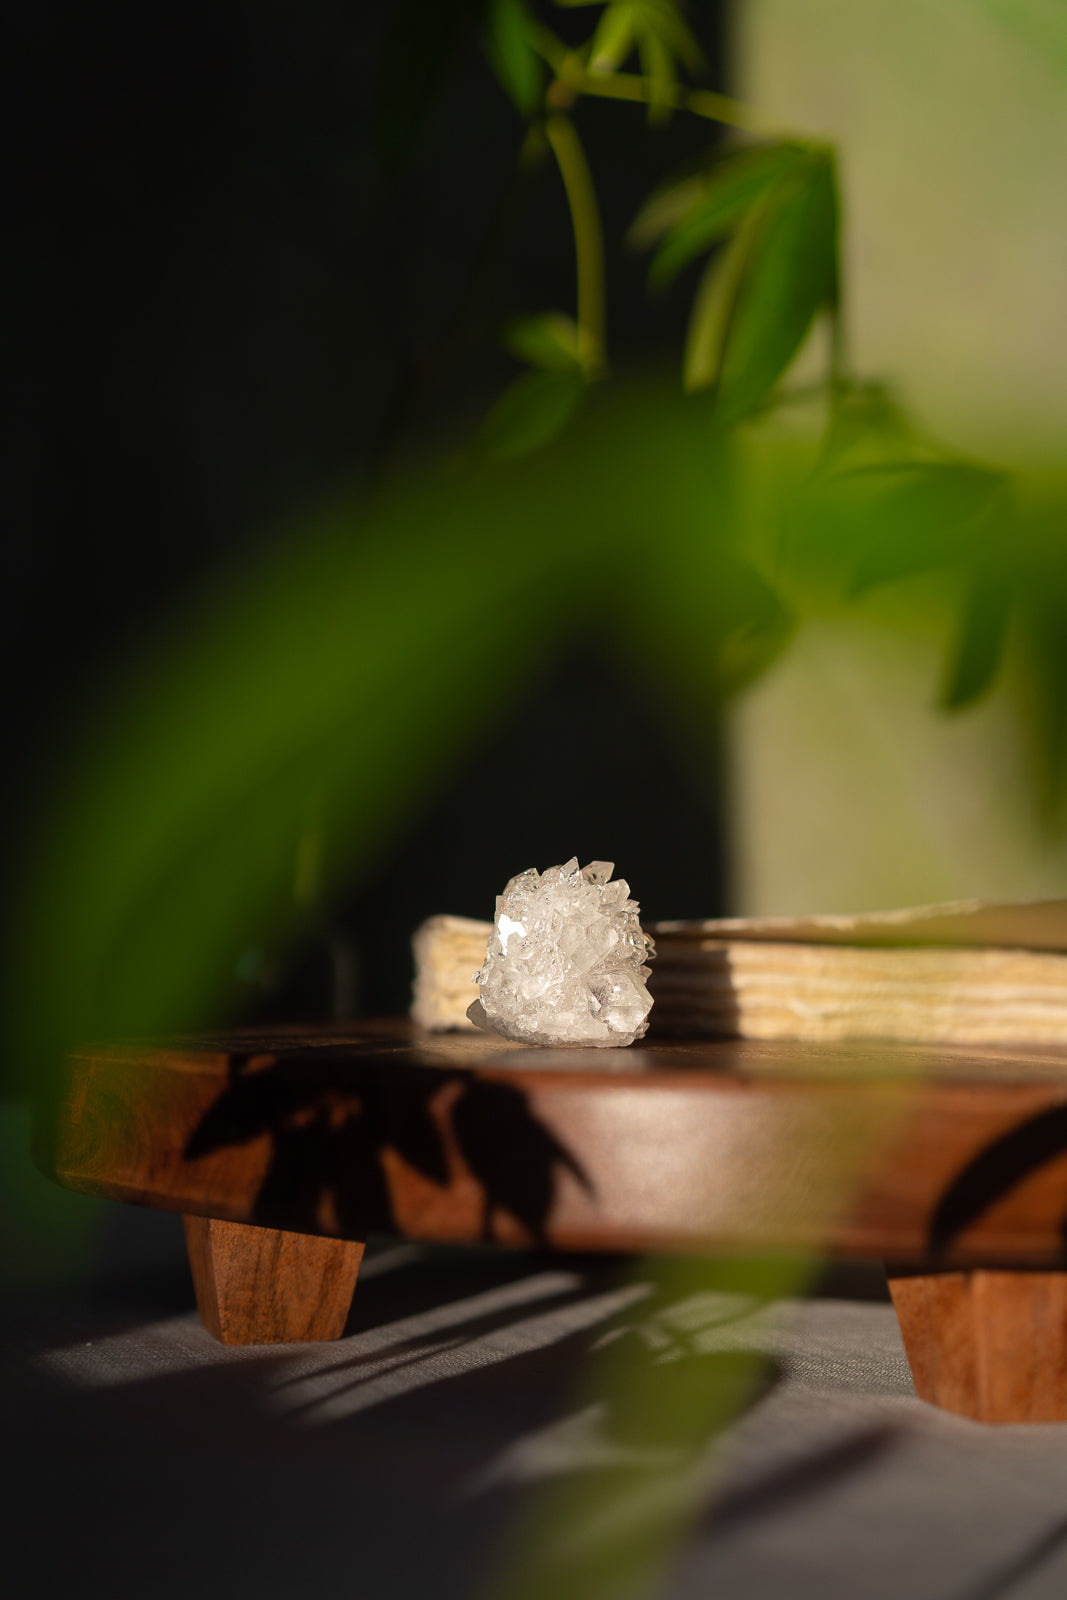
xmin=468 ymin=860 xmax=655 ymax=1047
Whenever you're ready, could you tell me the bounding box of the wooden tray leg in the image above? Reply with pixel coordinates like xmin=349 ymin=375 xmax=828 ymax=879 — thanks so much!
xmin=887 ymin=1268 xmax=1067 ymax=1423
xmin=183 ymin=1216 xmax=365 ymax=1345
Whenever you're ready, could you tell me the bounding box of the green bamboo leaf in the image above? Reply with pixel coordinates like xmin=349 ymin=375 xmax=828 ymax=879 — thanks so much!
xmin=481 ymin=0 xmax=543 ymax=115
xmin=636 ymin=1 xmax=704 ymax=72
xmin=683 ymin=218 xmax=757 ymax=392
xmin=980 ymin=0 xmax=1067 ymax=79
xmin=588 ymin=3 xmax=637 ymax=73
xmin=1012 ymin=501 xmax=1067 ymax=808
xmin=651 ymin=1 xmax=704 ymax=72
xmin=503 ymin=312 xmax=583 ymax=370
xmin=585 ymin=1 xmax=703 ymax=103
xmin=643 ymin=143 xmax=809 ymax=286
xmin=712 ymin=150 xmax=839 ymax=425
xmin=709 ymin=552 xmax=796 ymax=695
xmin=628 ymin=172 xmax=710 ymax=250
xmin=784 ymin=458 xmax=1009 ymax=607
xmin=843 ymin=464 xmax=1006 ymax=596
xmin=812 ymin=383 xmax=918 ymax=476
xmin=637 ymin=25 xmax=675 ymax=122
xmin=942 ymin=560 xmax=1014 ymax=710
xmin=480 ymin=367 xmax=586 ymax=459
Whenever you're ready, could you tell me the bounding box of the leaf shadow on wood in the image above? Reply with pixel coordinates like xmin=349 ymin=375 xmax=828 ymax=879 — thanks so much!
xmin=184 ymin=1051 xmax=593 ymax=1246
xmin=928 ymin=1103 xmax=1067 ymax=1259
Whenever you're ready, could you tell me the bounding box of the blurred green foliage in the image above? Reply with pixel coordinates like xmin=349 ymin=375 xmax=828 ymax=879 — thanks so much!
xmin=486 ymin=1254 xmax=792 ymax=1600
xmin=17 ymin=381 xmax=757 ymax=1074
xmin=981 ymin=0 xmax=1067 ymax=77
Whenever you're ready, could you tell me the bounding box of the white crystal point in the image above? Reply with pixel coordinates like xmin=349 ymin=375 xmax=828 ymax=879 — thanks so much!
xmin=471 ymin=859 xmax=655 ymax=1048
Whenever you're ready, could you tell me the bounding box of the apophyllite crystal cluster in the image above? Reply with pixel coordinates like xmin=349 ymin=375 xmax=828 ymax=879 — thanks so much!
xmin=468 ymin=859 xmax=655 ymax=1047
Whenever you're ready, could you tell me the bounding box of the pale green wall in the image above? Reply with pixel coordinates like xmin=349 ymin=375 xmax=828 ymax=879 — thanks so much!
xmin=738 ymin=0 xmax=1067 ymax=464
xmin=729 ymin=1 xmax=1067 ymax=915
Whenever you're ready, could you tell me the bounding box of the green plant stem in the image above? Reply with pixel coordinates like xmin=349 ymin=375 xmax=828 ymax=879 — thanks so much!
xmin=577 ymin=69 xmax=774 ymax=133
xmin=529 ymin=22 xmax=782 ymax=136
xmin=545 ymin=115 xmax=606 ymax=377
xmin=528 ymin=21 xmax=573 ymax=75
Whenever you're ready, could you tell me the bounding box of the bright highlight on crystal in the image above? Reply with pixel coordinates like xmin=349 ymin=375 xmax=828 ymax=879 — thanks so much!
xmin=468 ymin=858 xmax=655 ymax=1047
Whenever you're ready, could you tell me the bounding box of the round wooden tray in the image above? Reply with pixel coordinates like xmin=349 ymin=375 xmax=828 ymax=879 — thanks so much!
xmin=36 ymin=1021 xmax=1067 ymax=1420
xmin=39 ymin=1019 xmax=1067 ymax=1264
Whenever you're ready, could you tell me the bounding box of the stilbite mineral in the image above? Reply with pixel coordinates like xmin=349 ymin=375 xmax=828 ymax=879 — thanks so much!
xmin=468 ymin=859 xmax=655 ymax=1047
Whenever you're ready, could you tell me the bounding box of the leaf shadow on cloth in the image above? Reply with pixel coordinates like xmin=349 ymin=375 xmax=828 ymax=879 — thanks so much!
xmin=949 ymin=1509 xmax=1067 ymax=1600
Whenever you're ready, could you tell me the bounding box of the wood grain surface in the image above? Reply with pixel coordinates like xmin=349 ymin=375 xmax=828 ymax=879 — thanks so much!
xmin=36 ymin=1021 xmax=1067 ymax=1268
xmin=183 ymin=1216 xmax=364 ymax=1344
xmin=888 ymin=1269 xmax=1067 ymax=1422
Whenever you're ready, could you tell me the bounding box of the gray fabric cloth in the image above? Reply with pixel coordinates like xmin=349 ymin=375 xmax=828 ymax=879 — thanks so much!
xmin=6 ymin=1230 xmax=1067 ymax=1600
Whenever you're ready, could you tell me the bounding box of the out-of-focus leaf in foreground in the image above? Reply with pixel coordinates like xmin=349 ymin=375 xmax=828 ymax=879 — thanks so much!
xmin=481 ymin=1051 xmax=913 ymax=1600
xmin=480 ymin=1254 xmax=796 ymax=1600
xmin=23 ymin=471 xmax=574 ymax=1068
xmin=13 ymin=384 xmax=758 ymax=1087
